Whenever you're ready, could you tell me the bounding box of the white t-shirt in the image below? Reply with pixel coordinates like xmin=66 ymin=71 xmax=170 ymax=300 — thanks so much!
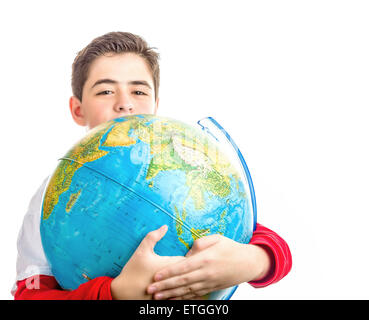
xmin=11 ymin=178 xmax=53 ymax=295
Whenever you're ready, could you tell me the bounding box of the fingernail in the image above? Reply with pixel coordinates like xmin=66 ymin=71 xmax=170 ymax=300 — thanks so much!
xmin=147 ymin=286 xmax=156 ymax=294
xmin=155 ymin=293 xmax=163 ymax=300
xmin=155 ymin=274 xmax=162 ymax=281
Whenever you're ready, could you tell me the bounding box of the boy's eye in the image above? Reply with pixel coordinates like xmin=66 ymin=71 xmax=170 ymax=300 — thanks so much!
xmin=134 ymin=91 xmax=146 ymax=95
xmin=97 ymin=90 xmax=113 ymax=95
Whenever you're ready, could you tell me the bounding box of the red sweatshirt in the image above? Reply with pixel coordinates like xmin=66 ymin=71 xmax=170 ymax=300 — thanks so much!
xmin=14 ymin=224 xmax=292 ymax=300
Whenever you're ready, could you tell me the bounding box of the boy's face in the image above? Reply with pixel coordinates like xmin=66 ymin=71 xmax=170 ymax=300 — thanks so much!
xmin=70 ymin=53 xmax=159 ymax=129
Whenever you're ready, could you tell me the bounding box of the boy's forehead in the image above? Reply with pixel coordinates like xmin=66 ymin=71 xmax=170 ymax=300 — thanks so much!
xmin=86 ymin=53 xmax=154 ymax=88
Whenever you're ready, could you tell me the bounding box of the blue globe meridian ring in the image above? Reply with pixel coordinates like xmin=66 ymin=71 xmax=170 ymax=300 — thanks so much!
xmin=40 ymin=114 xmax=256 ymax=300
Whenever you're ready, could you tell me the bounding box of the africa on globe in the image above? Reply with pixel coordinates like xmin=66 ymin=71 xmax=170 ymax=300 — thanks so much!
xmin=40 ymin=114 xmax=255 ymax=299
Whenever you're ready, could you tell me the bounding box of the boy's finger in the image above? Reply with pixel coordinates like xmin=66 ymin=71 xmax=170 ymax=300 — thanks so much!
xmin=150 ymin=270 xmax=205 ymax=299
xmin=139 ymin=225 xmax=168 ymax=252
xmin=154 ymin=254 xmax=203 ymax=282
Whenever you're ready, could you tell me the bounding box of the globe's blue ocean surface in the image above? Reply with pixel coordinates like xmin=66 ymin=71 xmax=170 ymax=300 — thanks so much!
xmin=40 ymin=115 xmax=255 ymax=299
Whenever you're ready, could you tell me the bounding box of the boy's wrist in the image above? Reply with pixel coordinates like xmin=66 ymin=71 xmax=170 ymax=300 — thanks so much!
xmin=110 ymin=276 xmax=129 ymax=300
xmin=244 ymin=244 xmax=273 ymax=282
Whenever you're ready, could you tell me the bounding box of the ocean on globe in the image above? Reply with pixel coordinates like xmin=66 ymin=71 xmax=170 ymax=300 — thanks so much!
xmin=40 ymin=114 xmax=255 ymax=300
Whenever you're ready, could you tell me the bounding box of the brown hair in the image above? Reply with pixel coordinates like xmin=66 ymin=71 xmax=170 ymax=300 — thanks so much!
xmin=71 ymin=31 xmax=160 ymax=101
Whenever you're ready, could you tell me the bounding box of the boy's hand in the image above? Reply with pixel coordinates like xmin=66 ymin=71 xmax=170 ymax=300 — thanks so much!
xmin=147 ymin=234 xmax=271 ymax=300
xmin=110 ymin=225 xmax=185 ymax=300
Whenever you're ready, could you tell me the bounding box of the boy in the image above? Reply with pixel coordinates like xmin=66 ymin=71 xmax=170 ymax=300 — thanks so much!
xmin=13 ymin=32 xmax=292 ymax=300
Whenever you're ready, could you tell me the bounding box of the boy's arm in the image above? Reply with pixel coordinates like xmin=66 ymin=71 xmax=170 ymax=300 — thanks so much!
xmin=147 ymin=223 xmax=292 ymax=299
xmin=248 ymin=224 xmax=292 ymax=288
xmin=14 ymin=224 xmax=291 ymax=300
xmin=14 ymin=275 xmax=113 ymax=300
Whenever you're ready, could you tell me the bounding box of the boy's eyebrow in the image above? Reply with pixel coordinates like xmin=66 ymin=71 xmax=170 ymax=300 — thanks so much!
xmin=91 ymin=78 xmax=117 ymax=88
xmin=91 ymin=79 xmax=152 ymax=90
xmin=129 ymin=80 xmax=152 ymax=90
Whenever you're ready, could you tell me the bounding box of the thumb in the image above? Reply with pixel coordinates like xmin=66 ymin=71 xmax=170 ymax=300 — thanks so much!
xmin=139 ymin=225 xmax=168 ymax=252
xmin=186 ymin=234 xmax=220 ymax=257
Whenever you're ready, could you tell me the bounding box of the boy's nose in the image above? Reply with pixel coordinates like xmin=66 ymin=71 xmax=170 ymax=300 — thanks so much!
xmin=114 ymin=93 xmax=134 ymax=113
xmin=116 ymin=103 xmax=133 ymax=113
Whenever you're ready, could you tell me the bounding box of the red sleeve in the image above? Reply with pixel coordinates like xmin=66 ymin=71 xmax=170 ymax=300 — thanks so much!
xmin=248 ymin=223 xmax=292 ymax=288
xmin=14 ymin=275 xmax=113 ymax=300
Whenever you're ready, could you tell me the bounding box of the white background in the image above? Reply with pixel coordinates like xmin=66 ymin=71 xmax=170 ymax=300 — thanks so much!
xmin=1 ymin=0 xmax=368 ymax=299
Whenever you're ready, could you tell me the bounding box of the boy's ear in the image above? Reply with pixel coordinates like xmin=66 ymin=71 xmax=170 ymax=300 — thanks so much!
xmin=69 ymin=96 xmax=86 ymax=126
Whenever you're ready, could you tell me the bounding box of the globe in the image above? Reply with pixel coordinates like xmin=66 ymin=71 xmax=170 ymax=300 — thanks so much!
xmin=40 ymin=114 xmax=256 ymax=300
